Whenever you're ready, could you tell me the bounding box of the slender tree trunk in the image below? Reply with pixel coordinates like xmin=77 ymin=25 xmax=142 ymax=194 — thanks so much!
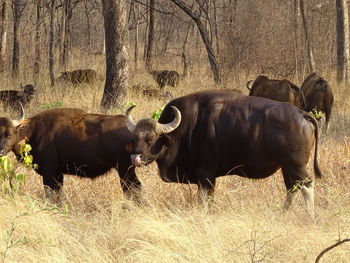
xmin=336 ymin=0 xmax=350 ymax=84
xmin=49 ymin=0 xmax=56 ymax=86
xmin=299 ymin=0 xmax=316 ymax=73
xmin=293 ymin=0 xmax=300 ymax=83
xmin=170 ymin=0 xmax=221 ymax=84
xmin=60 ymin=0 xmax=72 ymax=69
xmin=145 ymin=0 xmax=155 ymax=71
xmin=213 ymin=0 xmax=219 ymax=56
xmin=160 ymin=16 xmax=174 ymax=56
xmin=181 ymin=20 xmax=192 ymax=78
xmin=0 ymin=0 xmax=8 ymax=73
xmin=12 ymin=0 xmax=23 ymax=79
xmin=84 ymin=0 xmax=92 ymax=53
xmin=101 ymin=0 xmax=129 ymax=109
xmin=182 ymin=20 xmax=192 ymax=50
xmin=33 ymin=1 xmax=42 ymax=83
xmin=134 ymin=3 xmax=139 ymax=71
xmin=143 ymin=5 xmax=148 ymax=62
xmin=59 ymin=0 xmax=67 ymax=68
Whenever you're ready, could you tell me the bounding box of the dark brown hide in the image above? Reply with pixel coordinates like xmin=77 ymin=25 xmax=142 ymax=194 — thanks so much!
xmin=0 ymin=84 xmax=36 ymax=110
xmin=301 ymin=73 xmax=334 ymax=131
xmin=0 ymin=108 xmax=140 ymax=201
xmin=149 ymin=70 xmax=180 ymax=89
xmin=127 ymin=89 xmax=322 ymax=217
xmin=56 ymin=69 xmax=98 ymax=85
xmin=248 ymin=75 xmax=305 ymax=108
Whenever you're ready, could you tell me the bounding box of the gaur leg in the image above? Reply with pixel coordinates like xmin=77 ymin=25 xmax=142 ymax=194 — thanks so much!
xmin=42 ymin=172 xmax=63 ymax=203
xmin=117 ymin=162 xmax=142 ymax=204
xmin=301 ymin=180 xmax=315 ymax=219
xmin=192 ymin=117 xmax=218 ymax=211
xmin=282 ymin=165 xmax=315 ymax=218
xmin=324 ymin=110 xmax=331 ymax=133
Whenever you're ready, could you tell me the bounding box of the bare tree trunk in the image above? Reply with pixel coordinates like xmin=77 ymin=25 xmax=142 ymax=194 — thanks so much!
xmin=59 ymin=0 xmax=73 ymax=69
xmin=101 ymin=0 xmax=129 ymax=109
xmin=181 ymin=49 xmax=188 ymax=78
xmin=84 ymin=0 xmax=92 ymax=54
xmin=12 ymin=0 xmax=24 ymax=79
xmin=182 ymin=20 xmax=192 ymax=50
xmin=181 ymin=20 xmax=192 ymax=78
xmin=170 ymin=0 xmax=221 ymax=84
xmin=33 ymin=0 xmax=42 ymax=82
xmin=212 ymin=0 xmax=219 ymax=56
xmin=0 ymin=0 xmax=8 ymax=73
xmin=160 ymin=16 xmax=174 ymax=57
xmin=59 ymin=0 xmax=67 ymax=69
xmin=160 ymin=15 xmax=174 ymax=56
xmin=134 ymin=2 xmax=139 ymax=71
xmin=49 ymin=0 xmax=56 ymax=86
xmin=145 ymin=0 xmax=155 ymax=71
xmin=336 ymin=0 xmax=350 ymax=84
xmin=292 ymin=0 xmax=300 ymax=83
xmin=299 ymin=0 xmax=316 ymax=73
xmin=143 ymin=5 xmax=148 ymax=62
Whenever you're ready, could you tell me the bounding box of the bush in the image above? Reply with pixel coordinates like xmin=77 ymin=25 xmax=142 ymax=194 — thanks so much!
xmin=0 ymin=141 xmax=37 ymax=196
xmin=41 ymin=101 xmax=63 ymax=110
xmin=151 ymin=107 xmax=164 ymax=121
xmin=309 ymin=109 xmax=323 ymax=120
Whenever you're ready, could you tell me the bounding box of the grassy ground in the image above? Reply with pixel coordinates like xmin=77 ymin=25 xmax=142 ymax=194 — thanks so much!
xmin=0 ymin=68 xmax=350 ymax=263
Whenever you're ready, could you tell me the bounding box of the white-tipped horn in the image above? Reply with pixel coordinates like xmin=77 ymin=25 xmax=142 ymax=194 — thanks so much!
xmin=12 ymin=102 xmax=25 ymax=127
xmin=156 ymin=106 xmax=181 ymax=134
xmin=125 ymin=105 xmax=137 ymax=133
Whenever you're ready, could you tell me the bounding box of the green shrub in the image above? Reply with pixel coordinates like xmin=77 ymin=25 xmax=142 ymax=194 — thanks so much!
xmin=151 ymin=107 xmax=164 ymax=121
xmin=40 ymin=101 xmax=63 ymax=110
xmin=309 ymin=109 xmax=323 ymax=120
xmin=0 ymin=142 xmax=37 ymax=196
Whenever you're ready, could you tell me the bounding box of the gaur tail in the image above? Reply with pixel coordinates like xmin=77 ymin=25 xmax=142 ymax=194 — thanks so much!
xmin=303 ymin=112 xmax=323 ymax=178
xmin=246 ymin=80 xmax=254 ymax=91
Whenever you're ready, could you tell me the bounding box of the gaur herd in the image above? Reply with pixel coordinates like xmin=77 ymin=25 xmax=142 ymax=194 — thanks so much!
xmin=0 ymin=70 xmax=335 ymax=219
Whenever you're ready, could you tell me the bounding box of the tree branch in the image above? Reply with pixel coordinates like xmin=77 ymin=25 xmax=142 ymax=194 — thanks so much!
xmin=128 ymin=0 xmax=174 ymax=15
xmin=315 ymin=238 xmax=350 ymax=263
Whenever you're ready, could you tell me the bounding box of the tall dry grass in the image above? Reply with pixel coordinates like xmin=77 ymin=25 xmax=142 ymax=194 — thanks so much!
xmin=0 ymin=65 xmax=350 ymax=263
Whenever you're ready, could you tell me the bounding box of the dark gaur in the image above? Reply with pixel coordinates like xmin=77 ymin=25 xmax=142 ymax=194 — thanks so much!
xmin=126 ymin=89 xmax=322 ymax=218
xmin=148 ymin=70 xmax=180 ymax=89
xmin=301 ymin=73 xmax=334 ymax=133
xmin=0 ymin=84 xmax=36 ymax=111
xmin=247 ymin=75 xmax=306 ymax=108
xmin=0 ymin=107 xmax=141 ymax=203
xmin=56 ymin=69 xmax=98 ymax=85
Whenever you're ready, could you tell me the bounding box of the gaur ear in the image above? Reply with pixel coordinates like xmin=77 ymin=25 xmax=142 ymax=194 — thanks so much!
xmin=150 ymin=135 xmax=173 ymax=155
xmin=124 ymin=142 xmax=134 ymax=153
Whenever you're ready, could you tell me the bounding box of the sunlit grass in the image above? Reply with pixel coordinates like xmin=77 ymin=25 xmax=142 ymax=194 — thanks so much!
xmin=0 ymin=67 xmax=349 ymax=262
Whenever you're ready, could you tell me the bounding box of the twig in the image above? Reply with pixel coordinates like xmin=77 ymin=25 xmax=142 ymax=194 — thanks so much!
xmin=315 ymin=238 xmax=350 ymax=263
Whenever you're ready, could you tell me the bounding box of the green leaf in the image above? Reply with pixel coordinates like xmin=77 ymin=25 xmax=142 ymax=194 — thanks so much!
xmin=151 ymin=107 xmax=164 ymax=121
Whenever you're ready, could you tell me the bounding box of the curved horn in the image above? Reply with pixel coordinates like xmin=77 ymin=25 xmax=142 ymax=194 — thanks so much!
xmin=125 ymin=105 xmax=137 ymax=133
xmin=156 ymin=106 xmax=181 ymax=134
xmin=246 ymin=80 xmax=254 ymax=91
xmin=12 ymin=102 xmax=25 ymax=127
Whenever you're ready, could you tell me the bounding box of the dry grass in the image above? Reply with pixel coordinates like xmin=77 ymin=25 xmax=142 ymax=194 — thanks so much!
xmin=0 ymin=69 xmax=350 ymax=263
